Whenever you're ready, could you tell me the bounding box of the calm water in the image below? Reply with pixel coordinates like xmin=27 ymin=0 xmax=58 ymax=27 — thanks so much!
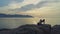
xmin=0 ymin=17 xmax=60 ymax=29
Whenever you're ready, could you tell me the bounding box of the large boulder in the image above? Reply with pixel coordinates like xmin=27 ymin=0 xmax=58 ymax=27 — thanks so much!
xmin=13 ymin=24 xmax=44 ymax=34
xmin=37 ymin=24 xmax=51 ymax=34
xmin=0 ymin=24 xmax=51 ymax=34
xmin=0 ymin=28 xmax=12 ymax=34
xmin=51 ymin=25 xmax=60 ymax=34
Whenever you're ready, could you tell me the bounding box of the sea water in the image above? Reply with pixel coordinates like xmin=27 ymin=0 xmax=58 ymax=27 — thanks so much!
xmin=0 ymin=17 xmax=60 ymax=29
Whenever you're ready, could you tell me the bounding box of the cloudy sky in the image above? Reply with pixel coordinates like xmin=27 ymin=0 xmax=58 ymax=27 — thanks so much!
xmin=0 ymin=0 xmax=60 ymax=18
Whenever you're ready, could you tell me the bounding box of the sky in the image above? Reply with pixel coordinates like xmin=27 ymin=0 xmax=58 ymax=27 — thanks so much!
xmin=0 ymin=0 xmax=60 ymax=18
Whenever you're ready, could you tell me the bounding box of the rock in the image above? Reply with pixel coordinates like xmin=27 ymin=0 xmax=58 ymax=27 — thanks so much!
xmin=37 ymin=24 xmax=51 ymax=34
xmin=13 ymin=24 xmax=44 ymax=34
xmin=0 ymin=29 xmax=12 ymax=34
xmin=51 ymin=25 xmax=60 ymax=34
xmin=0 ymin=24 xmax=51 ymax=34
xmin=0 ymin=28 xmax=13 ymax=34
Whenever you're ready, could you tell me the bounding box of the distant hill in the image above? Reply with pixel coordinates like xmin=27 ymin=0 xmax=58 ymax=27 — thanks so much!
xmin=0 ymin=13 xmax=33 ymax=18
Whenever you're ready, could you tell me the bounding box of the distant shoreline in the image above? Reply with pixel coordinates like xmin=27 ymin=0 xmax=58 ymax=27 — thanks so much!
xmin=0 ymin=13 xmax=33 ymax=18
xmin=0 ymin=16 xmax=33 ymax=18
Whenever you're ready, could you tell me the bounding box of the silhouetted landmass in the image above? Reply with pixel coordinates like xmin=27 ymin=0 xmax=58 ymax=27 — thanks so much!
xmin=0 ymin=13 xmax=33 ymax=17
xmin=0 ymin=24 xmax=60 ymax=34
xmin=0 ymin=24 xmax=51 ymax=34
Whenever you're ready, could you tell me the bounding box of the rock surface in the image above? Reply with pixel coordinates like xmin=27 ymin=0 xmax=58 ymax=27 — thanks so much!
xmin=0 ymin=24 xmax=60 ymax=34
xmin=0 ymin=24 xmax=51 ymax=34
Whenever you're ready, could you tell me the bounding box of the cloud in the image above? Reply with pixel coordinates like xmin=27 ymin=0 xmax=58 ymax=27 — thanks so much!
xmin=12 ymin=1 xmax=48 ymax=12
xmin=13 ymin=4 xmax=35 ymax=11
xmin=14 ymin=0 xmax=24 ymax=3
xmin=1 ymin=0 xmax=60 ymax=12
xmin=12 ymin=0 xmax=60 ymax=12
xmin=0 ymin=0 xmax=24 ymax=7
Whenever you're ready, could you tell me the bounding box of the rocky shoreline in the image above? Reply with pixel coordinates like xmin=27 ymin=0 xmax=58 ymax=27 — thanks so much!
xmin=0 ymin=19 xmax=60 ymax=34
xmin=0 ymin=24 xmax=60 ymax=34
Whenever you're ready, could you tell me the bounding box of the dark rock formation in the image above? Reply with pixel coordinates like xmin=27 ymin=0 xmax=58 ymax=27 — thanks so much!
xmin=0 ymin=28 xmax=12 ymax=34
xmin=51 ymin=25 xmax=60 ymax=34
xmin=0 ymin=24 xmax=51 ymax=34
xmin=13 ymin=24 xmax=44 ymax=34
xmin=37 ymin=24 xmax=51 ymax=34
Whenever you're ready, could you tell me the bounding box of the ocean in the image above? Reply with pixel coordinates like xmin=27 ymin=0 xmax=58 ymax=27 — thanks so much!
xmin=0 ymin=17 xmax=60 ymax=29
